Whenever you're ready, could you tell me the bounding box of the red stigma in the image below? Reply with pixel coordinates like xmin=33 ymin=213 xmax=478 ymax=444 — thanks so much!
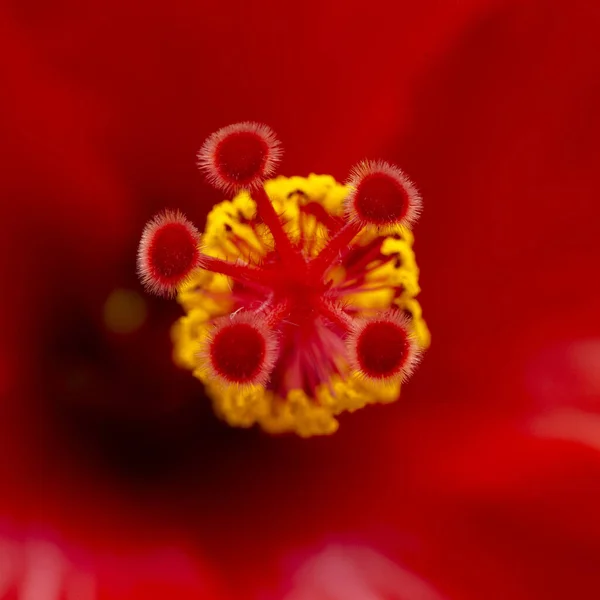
xmin=216 ymin=131 xmax=268 ymax=185
xmin=137 ymin=210 xmax=200 ymax=296
xmin=353 ymin=172 xmax=409 ymax=224
xmin=197 ymin=122 xmax=282 ymax=193
xmin=348 ymin=313 xmax=419 ymax=382
xmin=347 ymin=160 xmax=422 ymax=229
xmin=206 ymin=313 xmax=278 ymax=386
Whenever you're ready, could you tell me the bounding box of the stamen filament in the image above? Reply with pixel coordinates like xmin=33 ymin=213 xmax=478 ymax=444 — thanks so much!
xmin=310 ymin=221 xmax=362 ymax=277
xmin=318 ymin=300 xmax=354 ymax=332
xmin=343 ymin=241 xmax=387 ymax=277
xmin=256 ymin=298 xmax=292 ymax=327
xmin=200 ymin=254 xmax=275 ymax=288
xmin=252 ymin=187 xmax=304 ymax=268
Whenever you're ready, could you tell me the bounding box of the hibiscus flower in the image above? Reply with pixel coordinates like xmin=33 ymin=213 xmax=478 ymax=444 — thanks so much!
xmin=1 ymin=0 xmax=600 ymax=598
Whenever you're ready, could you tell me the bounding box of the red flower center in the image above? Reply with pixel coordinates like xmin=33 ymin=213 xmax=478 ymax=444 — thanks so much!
xmin=139 ymin=123 xmax=426 ymax=427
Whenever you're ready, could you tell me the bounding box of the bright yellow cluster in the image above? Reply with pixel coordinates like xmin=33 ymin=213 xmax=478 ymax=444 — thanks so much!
xmin=171 ymin=175 xmax=430 ymax=436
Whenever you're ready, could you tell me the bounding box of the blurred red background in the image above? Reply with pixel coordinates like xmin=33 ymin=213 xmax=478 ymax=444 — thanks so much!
xmin=1 ymin=0 xmax=600 ymax=598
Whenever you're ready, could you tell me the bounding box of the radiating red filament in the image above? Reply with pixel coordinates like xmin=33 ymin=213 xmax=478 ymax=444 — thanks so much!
xmin=137 ymin=211 xmax=200 ymax=296
xmin=354 ymin=319 xmax=412 ymax=380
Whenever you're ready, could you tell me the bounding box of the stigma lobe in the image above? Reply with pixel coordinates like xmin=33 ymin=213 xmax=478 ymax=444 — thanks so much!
xmin=137 ymin=210 xmax=200 ymax=297
xmin=197 ymin=122 xmax=282 ymax=194
xmin=204 ymin=312 xmax=279 ymax=387
xmin=346 ymin=160 xmax=422 ymax=230
xmin=347 ymin=312 xmax=421 ymax=383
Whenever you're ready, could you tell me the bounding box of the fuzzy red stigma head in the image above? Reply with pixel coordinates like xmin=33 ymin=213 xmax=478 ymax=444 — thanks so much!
xmin=204 ymin=312 xmax=279 ymax=387
xmin=197 ymin=122 xmax=282 ymax=194
xmin=137 ymin=210 xmax=200 ymax=296
xmin=346 ymin=160 xmax=422 ymax=230
xmin=347 ymin=312 xmax=420 ymax=383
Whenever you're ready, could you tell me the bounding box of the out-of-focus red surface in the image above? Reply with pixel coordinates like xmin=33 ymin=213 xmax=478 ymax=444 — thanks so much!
xmin=1 ymin=0 xmax=600 ymax=598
